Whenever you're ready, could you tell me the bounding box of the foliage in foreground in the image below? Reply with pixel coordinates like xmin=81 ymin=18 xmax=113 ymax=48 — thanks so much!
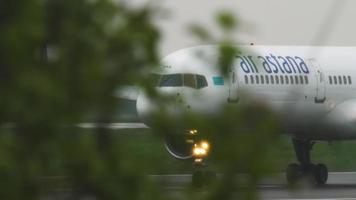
xmin=0 ymin=1 xmax=282 ymax=199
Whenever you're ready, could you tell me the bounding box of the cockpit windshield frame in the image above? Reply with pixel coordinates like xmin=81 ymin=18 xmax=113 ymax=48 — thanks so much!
xmin=151 ymin=73 xmax=208 ymax=89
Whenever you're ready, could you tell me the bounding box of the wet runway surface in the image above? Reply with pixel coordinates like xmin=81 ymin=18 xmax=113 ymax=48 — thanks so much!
xmin=151 ymin=172 xmax=356 ymax=199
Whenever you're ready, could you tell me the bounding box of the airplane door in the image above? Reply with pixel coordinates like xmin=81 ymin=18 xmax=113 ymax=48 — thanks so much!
xmin=310 ymin=59 xmax=326 ymax=103
xmin=228 ymin=67 xmax=239 ymax=103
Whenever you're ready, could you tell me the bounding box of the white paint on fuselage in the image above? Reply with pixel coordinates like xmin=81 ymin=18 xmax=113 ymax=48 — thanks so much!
xmin=157 ymin=46 xmax=229 ymax=115
xmin=232 ymin=46 xmax=356 ymax=139
xmin=138 ymin=45 xmax=356 ymax=140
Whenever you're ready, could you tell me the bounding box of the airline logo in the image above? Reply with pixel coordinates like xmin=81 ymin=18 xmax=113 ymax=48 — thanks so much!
xmin=237 ymin=54 xmax=310 ymax=74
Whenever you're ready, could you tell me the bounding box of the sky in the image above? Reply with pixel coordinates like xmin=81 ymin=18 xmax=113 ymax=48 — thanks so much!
xmin=135 ymin=0 xmax=356 ymax=56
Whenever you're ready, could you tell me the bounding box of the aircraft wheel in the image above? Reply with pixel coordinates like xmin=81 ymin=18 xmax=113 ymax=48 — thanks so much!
xmin=192 ymin=171 xmax=216 ymax=187
xmin=192 ymin=171 xmax=204 ymax=187
xmin=313 ymin=163 xmax=328 ymax=185
xmin=286 ymin=163 xmax=301 ymax=184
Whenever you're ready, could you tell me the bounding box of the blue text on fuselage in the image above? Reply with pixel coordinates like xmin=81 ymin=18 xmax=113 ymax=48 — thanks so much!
xmin=237 ymin=54 xmax=310 ymax=74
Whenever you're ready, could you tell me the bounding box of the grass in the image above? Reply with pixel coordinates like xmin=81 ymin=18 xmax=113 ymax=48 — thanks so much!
xmin=116 ymin=129 xmax=356 ymax=173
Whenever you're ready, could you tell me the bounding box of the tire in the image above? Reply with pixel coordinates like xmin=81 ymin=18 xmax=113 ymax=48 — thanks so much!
xmin=192 ymin=171 xmax=204 ymax=187
xmin=314 ymin=163 xmax=328 ymax=185
xmin=286 ymin=163 xmax=301 ymax=184
xmin=192 ymin=171 xmax=217 ymax=187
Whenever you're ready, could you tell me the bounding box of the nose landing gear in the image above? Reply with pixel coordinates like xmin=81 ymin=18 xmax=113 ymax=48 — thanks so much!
xmin=286 ymin=139 xmax=328 ymax=186
xmin=192 ymin=168 xmax=217 ymax=187
xmin=189 ymin=134 xmax=216 ymax=187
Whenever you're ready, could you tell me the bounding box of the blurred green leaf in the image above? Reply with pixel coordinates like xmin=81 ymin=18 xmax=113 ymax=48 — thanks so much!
xmin=0 ymin=1 xmax=285 ymax=199
xmin=189 ymin=24 xmax=212 ymax=41
xmin=216 ymin=12 xmax=237 ymax=31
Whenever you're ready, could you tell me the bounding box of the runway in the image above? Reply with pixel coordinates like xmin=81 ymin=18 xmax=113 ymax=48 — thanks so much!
xmin=150 ymin=172 xmax=356 ymax=199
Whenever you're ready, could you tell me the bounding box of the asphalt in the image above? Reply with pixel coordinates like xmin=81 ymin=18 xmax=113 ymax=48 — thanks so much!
xmin=150 ymin=172 xmax=356 ymax=199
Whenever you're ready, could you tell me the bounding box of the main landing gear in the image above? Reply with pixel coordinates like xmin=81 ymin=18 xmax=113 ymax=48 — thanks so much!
xmin=286 ymin=139 xmax=328 ymax=185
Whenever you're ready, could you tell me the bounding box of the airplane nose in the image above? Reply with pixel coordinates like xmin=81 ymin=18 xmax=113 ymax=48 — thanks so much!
xmin=136 ymin=89 xmax=188 ymax=124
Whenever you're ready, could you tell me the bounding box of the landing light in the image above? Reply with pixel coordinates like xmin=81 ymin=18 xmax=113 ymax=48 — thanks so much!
xmin=193 ymin=147 xmax=207 ymax=156
xmin=192 ymin=141 xmax=210 ymax=158
xmin=201 ymin=141 xmax=209 ymax=150
xmin=189 ymin=129 xmax=198 ymax=135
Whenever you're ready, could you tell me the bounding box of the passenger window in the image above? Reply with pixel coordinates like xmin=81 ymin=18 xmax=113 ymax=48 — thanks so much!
xmin=285 ymin=75 xmax=289 ymax=85
xmin=304 ymin=76 xmax=308 ymax=84
xmin=329 ymin=76 xmax=332 ymax=85
xmin=343 ymin=76 xmax=347 ymax=85
xmin=300 ymin=75 xmax=304 ymax=84
xmin=290 ymin=76 xmax=294 ymax=84
xmin=256 ymin=75 xmax=260 ymax=84
xmin=265 ymin=75 xmax=269 ymax=84
xmin=270 ymin=75 xmax=274 ymax=84
xmin=348 ymin=76 xmax=352 ymax=84
xmin=244 ymin=75 xmax=249 ymax=84
xmin=334 ymin=76 xmax=337 ymax=85
xmin=275 ymin=76 xmax=279 ymax=84
xmin=295 ymin=75 xmax=299 ymax=84
xmin=338 ymin=76 xmax=342 ymax=84
xmin=196 ymin=75 xmax=208 ymax=89
xmin=184 ymin=74 xmax=196 ymax=88
xmin=261 ymin=75 xmax=264 ymax=84
xmin=280 ymin=75 xmax=284 ymax=84
xmin=159 ymin=74 xmax=183 ymax=87
xmin=250 ymin=75 xmax=254 ymax=84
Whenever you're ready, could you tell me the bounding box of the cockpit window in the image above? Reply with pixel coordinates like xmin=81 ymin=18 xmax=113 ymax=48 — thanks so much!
xmin=183 ymin=74 xmax=196 ymax=88
xmin=196 ymin=75 xmax=208 ymax=89
xmin=159 ymin=74 xmax=183 ymax=87
xmin=157 ymin=73 xmax=208 ymax=89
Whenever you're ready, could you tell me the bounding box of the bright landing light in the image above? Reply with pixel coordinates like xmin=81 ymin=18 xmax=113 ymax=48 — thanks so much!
xmin=192 ymin=141 xmax=210 ymax=158
xmin=201 ymin=141 xmax=209 ymax=150
xmin=189 ymin=129 xmax=198 ymax=135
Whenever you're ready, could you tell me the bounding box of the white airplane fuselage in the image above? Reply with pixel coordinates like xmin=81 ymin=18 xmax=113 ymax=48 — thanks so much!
xmin=137 ymin=45 xmax=356 ymax=141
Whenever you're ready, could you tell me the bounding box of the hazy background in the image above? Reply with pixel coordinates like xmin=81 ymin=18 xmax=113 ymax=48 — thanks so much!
xmin=129 ymin=0 xmax=356 ymax=55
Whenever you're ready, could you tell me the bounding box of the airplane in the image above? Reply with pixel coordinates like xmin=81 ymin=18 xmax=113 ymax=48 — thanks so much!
xmin=112 ymin=45 xmax=356 ymax=186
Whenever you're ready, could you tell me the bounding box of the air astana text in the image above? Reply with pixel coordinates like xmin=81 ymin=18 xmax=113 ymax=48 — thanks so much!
xmin=237 ymin=54 xmax=310 ymax=74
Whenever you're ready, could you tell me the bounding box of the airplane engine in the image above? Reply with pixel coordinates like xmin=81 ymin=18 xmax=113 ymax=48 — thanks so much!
xmin=164 ymin=133 xmax=194 ymax=160
xmin=164 ymin=129 xmax=210 ymax=162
